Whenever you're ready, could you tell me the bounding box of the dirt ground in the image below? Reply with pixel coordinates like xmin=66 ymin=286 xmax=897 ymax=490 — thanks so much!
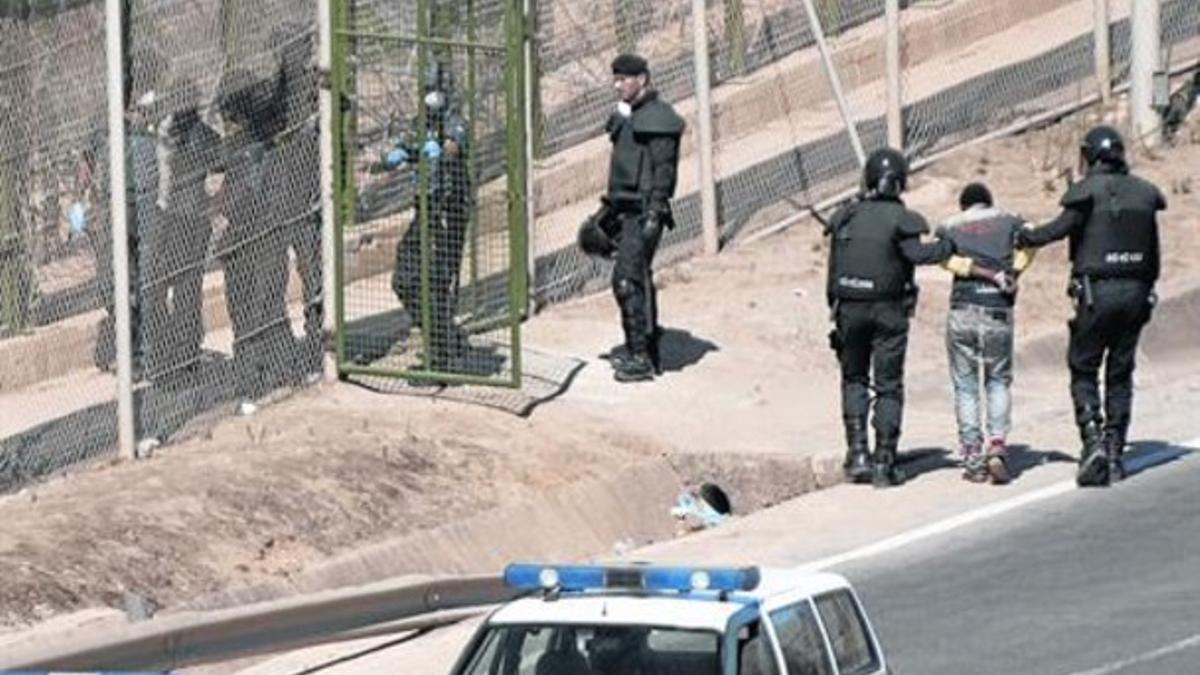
xmin=1 ymin=107 xmax=1199 ymax=635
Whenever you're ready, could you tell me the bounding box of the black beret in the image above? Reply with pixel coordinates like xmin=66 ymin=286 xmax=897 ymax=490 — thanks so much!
xmin=611 ymin=53 xmax=649 ymax=77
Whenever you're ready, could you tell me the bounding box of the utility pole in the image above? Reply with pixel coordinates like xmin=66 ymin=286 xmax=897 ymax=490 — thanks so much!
xmin=692 ymin=0 xmax=720 ymax=254
xmin=1130 ymin=0 xmax=1161 ymax=146
xmin=885 ymin=0 xmax=903 ymax=150
xmin=1093 ymin=0 xmax=1112 ymax=104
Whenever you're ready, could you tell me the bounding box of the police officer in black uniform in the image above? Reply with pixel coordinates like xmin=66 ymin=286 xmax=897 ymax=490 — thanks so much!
xmin=388 ymin=66 xmax=472 ymax=372
xmin=827 ymin=148 xmax=956 ymax=487
xmin=85 ymin=46 xmax=167 ymax=376
xmin=216 ymin=68 xmax=293 ymax=412
xmin=267 ymin=24 xmax=324 ymax=377
xmin=151 ymin=77 xmax=222 ymax=382
xmin=1018 ymin=126 xmax=1166 ymax=487
xmin=581 ymin=53 xmax=684 ymax=382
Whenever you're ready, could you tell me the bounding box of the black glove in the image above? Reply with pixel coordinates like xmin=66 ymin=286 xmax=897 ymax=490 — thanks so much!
xmin=642 ymin=211 xmax=664 ymax=243
xmin=827 ymin=328 xmax=843 ymax=353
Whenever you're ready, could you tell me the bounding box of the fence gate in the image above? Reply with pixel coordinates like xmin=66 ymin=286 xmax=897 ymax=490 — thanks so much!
xmin=332 ymin=0 xmax=528 ymax=387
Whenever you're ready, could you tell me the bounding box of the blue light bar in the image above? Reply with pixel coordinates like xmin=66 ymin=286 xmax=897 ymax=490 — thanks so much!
xmin=503 ymin=563 xmax=761 ymax=593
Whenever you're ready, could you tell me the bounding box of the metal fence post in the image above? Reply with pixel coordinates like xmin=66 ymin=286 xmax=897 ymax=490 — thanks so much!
xmin=885 ymin=0 xmax=903 ymax=151
xmin=319 ymin=0 xmax=337 ymax=379
xmin=1130 ymin=0 xmax=1160 ymax=146
xmin=524 ymin=0 xmax=538 ymax=311
xmin=692 ymin=0 xmax=720 ymax=255
xmin=507 ymin=0 xmax=529 ymax=387
xmin=105 ymin=0 xmax=135 ymax=460
xmin=1093 ymin=0 xmax=1112 ymax=104
xmin=800 ymin=0 xmax=866 ymax=166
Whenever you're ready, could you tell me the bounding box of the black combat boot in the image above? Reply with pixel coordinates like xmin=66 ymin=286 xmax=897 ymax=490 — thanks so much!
xmin=647 ymin=327 xmax=664 ymax=376
xmin=842 ymin=418 xmax=872 ymax=484
xmin=1103 ymin=427 xmax=1127 ymax=482
xmin=872 ymin=436 xmax=906 ymax=489
xmin=1075 ymin=413 xmax=1109 ymax=487
xmin=613 ymin=351 xmax=655 ymax=383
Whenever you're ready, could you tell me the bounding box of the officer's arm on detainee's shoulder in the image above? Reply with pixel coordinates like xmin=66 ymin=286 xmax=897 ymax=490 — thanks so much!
xmin=1013 ymin=221 xmax=1038 ymax=273
xmin=897 ymin=212 xmax=955 ymax=265
xmin=942 ymin=219 xmax=1038 ymax=278
xmin=1018 ymin=183 xmax=1092 ymax=248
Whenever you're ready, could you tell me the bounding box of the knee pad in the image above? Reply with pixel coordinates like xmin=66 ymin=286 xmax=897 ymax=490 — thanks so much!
xmin=613 ymin=277 xmax=637 ymax=301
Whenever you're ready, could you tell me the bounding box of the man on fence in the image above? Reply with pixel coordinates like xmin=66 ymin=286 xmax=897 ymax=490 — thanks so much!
xmin=579 ymin=53 xmax=685 ymax=383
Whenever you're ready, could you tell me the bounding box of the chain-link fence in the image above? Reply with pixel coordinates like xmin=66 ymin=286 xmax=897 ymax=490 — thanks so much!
xmin=528 ymin=0 xmax=894 ymax=306
xmin=335 ymin=0 xmax=527 ymax=387
xmin=525 ymin=0 xmax=1200 ymax=309
xmin=0 ymin=0 xmax=323 ymax=492
xmin=2 ymin=0 xmax=1196 ymax=491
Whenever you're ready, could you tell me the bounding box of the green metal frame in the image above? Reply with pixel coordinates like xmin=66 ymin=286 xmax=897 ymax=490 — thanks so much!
xmin=331 ymin=0 xmax=528 ymax=389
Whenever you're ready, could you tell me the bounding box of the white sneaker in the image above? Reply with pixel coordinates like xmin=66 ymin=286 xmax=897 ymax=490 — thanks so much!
xmin=238 ymin=400 xmax=259 ymax=417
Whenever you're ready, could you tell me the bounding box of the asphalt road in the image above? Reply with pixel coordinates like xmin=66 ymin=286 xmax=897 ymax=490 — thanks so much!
xmin=841 ymin=443 xmax=1200 ymax=675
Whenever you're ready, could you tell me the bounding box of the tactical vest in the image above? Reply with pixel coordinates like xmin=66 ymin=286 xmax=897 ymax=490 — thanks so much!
xmin=1066 ymin=171 xmax=1163 ymax=281
xmin=606 ymin=93 xmax=684 ymax=209
xmin=827 ymin=199 xmax=919 ymax=302
xmin=943 ymin=207 xmax=1023 ymax=308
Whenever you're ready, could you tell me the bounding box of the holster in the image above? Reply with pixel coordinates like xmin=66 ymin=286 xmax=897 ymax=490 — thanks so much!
xmin=903 ymin=285 xmax=920 ymax=318
xmin=828 ymin=328 xmax=843 ymax=354
xmin=1068 ymin=276 xmax=1095 ymax=309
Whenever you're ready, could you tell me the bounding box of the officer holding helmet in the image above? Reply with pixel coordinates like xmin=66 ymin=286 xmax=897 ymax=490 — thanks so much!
xmin=387 ymin=64 xmax=472 ymax=372
xmin=579 ymin=53 xmax=685 ymax=383
xmin=1018 ymin=125 xmax=1166 ymax=487
xmin=826 ymin=148 xmax=956 ymax=487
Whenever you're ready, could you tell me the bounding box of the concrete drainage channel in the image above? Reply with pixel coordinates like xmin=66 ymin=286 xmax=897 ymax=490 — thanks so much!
xmin=185 ymin=450 xmax=844 ymax=614
xmin=0 ymin=450 xmax=843 ymax=670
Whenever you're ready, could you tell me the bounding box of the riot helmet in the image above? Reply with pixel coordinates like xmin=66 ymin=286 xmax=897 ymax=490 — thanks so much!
xmin=1080 ymin=125 xmax=1126 ymax=168
xmin=863 ymin=148 xmax=908 ymax=199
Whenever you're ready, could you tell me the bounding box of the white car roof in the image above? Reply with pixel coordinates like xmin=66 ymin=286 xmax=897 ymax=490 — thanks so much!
xmin=487 ymin=569 xmax=851 ymax=633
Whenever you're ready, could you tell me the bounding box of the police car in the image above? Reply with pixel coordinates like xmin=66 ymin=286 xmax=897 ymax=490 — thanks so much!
xmin=450 ymin=563 xmax=889 ymax=675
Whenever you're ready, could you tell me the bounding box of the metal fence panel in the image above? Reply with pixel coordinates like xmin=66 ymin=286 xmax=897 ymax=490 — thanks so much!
xmin=0 ymin=0 xmax=324 ymax=492
xmin=336 ymin=0 xmax=527 ymax=387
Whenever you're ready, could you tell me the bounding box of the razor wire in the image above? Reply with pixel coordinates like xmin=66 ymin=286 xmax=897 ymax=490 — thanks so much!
xmin=0 ymin=0 xmax=323 ymax=493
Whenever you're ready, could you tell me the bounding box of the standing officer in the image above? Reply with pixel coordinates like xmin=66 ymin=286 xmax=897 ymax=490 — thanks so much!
xmin=387 ymin=65 xmax=472 ymax=372
xmin=84 ymin=46 xmax=167 ymax=376
xmin=152 ymin=77 xmax=222 ymax=382
xmin=216 ymin=68 xmax=292 ymax=415
xmin=1018 ymin=126 xmax=1166 ymax=487
xmin=594 ymin=53 xmax=684 ymax=383
xmin=826 ymin=148 xmax=956 ymax=487
xmin=267 ymin=24 xmax=324 ymax=378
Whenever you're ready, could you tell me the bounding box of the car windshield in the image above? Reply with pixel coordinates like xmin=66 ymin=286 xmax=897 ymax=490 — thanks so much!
xmin=458 ymin=623 xmax=722 ymax=675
